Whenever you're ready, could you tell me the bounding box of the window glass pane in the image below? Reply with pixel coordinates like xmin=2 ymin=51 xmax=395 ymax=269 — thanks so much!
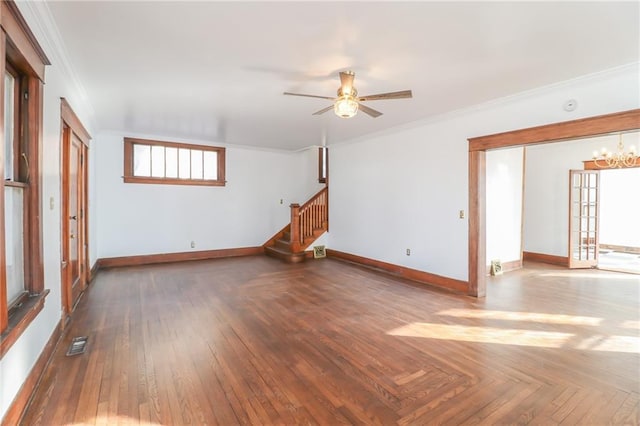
xmin=151 ymin=145 xmax=165 ymax=178
xmin=133 ymin=144 xmax=151 ymax=176
xmin=191 ymin=150 xmax=203 ymax=179
xmin=5 ymin=186 xmax=25 ymax=304
xmin=178 ymin=148 xmax=191 ymax=179
xmin=4 ymin=72 xmax=14 ymax=180
xmin=165 ymin=147 xmax=178 ymax=178
xmin=203 ymin=151 xmax=218 ymax=180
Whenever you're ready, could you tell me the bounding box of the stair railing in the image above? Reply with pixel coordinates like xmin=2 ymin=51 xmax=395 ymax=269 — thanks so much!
xmin=289 ymin=187 xmax=328 ymax=252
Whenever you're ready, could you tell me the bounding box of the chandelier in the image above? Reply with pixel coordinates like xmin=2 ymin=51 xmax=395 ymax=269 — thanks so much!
xmin=592 ymin=134 xmax=638 ymax=168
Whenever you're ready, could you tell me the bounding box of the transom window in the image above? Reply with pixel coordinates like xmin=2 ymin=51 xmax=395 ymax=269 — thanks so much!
xmin=124 ymin=138 xmax=226 ymax=186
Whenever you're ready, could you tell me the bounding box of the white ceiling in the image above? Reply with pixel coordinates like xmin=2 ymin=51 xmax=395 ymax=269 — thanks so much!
xmin=46 ymin=1 xmax=639 ymax=150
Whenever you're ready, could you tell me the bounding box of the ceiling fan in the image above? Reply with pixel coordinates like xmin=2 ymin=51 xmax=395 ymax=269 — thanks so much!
xmin=283 ymin=70 xmax=412 ymax=119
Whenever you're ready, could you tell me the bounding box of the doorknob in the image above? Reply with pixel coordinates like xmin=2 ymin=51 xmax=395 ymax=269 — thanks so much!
xmin=70 ymin=234 xmax=75 ymax=239
xmin=70 ymin=215 xmax=77 ymax=220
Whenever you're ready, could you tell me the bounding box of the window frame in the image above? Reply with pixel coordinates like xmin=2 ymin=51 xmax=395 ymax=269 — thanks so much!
xmin=123 ymin=137 xmax=226 ymax=186
xmin=0 ymin=0 xmax=50 ymax=358
xmin=318 ymin=146 xmax=328 ymax=184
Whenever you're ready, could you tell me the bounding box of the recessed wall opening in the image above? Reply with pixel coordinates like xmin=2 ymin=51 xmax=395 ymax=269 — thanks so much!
xmin=468 ymin=109 xmax=640 ymax=297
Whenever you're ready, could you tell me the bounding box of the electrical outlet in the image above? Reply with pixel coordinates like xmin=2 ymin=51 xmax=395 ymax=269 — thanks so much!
xmin=406 ymin=248 xmax=411 ymax=256
xmin=190 ymin=241 xmax=196 ymax=249
xmin=459 ymin=210 xmax=465 ymax=219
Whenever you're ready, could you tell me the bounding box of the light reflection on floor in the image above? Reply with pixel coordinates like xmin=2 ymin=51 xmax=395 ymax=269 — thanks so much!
xmin=436 ymin=308 xmax=603 ymax=326
xmin=387 ymin=321 xmax=640 ymax=353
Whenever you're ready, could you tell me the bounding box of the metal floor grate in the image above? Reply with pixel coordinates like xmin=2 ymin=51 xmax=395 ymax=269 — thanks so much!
xmin=66 ymin=336 xmax=88 ymax=356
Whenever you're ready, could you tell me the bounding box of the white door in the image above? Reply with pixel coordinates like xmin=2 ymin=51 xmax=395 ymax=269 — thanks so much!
xmin=569 ymin=170 xmax=600 ymax=268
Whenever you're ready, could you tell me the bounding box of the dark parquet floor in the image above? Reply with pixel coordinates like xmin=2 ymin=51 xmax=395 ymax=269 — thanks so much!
xmin=21 ymin=256 xmax=639 ymax=425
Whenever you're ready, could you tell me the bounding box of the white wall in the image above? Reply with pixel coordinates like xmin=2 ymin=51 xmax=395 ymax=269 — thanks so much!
xmin=329 ymin=63 xmax=639 ymax=282
xmin=94 ymin=133 xmax=313 ymax=258
xmin=600 ymin=167 xmax=640 ymax=248
xmin=0 ymin=2 xmax=96 ymax=419
xmin=524 ymin=132 xmax=640 ymax=256
xmin=291 ymin=146 xmax=326 ymax=204
xmin=486 ymin=147 xmax=524 ymax=266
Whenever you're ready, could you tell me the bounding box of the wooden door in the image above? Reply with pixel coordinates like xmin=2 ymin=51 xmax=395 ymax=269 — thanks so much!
xmin=568 ymin=170 xmax=600 ymax=268
xmin=62 ymin=126 xmax=88 ymax=314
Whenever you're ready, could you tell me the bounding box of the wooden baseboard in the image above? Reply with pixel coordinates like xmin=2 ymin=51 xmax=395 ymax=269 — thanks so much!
xmin=326 ymin=249 xmax=468 ymax=294
xmin=89 ymin=261 xmax=99 ymax=282
xmin=486 ymin=259 xmax=523 ymax=276
xmin=98 ymin=246 xmax=264 ymax=269
xmin=523 ymin=251 xmax=568 ymax=267
xmin=1 ymin=319 xmax=64 ymax=426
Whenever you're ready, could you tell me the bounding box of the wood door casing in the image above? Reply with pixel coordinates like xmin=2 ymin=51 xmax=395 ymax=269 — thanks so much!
xmin=61 ymin=124 xmax=88 ymax=315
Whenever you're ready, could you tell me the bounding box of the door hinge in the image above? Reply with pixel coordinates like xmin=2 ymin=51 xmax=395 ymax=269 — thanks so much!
xmin=80 ymin=154 xmax=84 ymax=165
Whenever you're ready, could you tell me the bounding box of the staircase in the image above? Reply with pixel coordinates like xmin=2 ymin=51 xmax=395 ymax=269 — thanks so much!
xmin=264 ymin=187 xmax=328 ymax=263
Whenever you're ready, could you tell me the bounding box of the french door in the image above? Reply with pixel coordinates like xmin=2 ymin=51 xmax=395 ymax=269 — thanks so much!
xmin=62 ymin=124 xmax=89 ymax=315
xmin=568 ymin=170 xmax=600 ymax=268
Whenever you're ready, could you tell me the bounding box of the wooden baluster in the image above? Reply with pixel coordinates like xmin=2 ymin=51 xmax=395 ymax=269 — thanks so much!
xmin=290 ymin=203 xmax=301 ymax=252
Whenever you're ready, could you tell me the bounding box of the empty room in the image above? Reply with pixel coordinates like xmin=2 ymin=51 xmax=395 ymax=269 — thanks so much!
xmin=0 ymin=1 xmax=639 ymax=425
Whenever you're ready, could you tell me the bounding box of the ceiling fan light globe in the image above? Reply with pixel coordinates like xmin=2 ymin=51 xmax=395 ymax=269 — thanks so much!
xmin=334 ymin=96 xmax=358 ymax=118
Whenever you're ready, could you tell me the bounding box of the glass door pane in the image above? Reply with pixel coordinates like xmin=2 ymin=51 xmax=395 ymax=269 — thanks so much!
xmin=569 ymin=170 xmax=600 ymax=268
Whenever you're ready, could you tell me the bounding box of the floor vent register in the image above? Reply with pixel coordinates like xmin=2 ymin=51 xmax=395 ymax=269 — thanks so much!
xmin=66 ymin=336 xmax=88 ymax=356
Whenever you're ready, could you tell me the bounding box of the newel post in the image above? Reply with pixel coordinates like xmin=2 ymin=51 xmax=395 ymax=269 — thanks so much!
xmin=290 ymin=203 xmax=301 ymax=253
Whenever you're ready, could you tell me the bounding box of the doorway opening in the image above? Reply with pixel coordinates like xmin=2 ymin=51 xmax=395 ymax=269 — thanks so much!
xmin=596 ymin=167 xmax=640 ymax=274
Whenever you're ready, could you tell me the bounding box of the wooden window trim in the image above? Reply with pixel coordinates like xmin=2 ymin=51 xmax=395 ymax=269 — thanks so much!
xmin=318 ymin=146 xmax=328 ymax=184
xmin=123 ymin=137 xmax=226 ymax=186
xmin=0 ymin=0 xmax=48 ymax=358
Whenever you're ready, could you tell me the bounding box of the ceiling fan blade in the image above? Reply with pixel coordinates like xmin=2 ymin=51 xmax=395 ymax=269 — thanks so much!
xmin=312 ymin=105 xmax=334 ymax=116
xmin=358 ymin=103 xmax=383 ymax=118
xmin=284 ymin=92 xmax=335 ymax=100
xmin=339 ymin=71 xmax=355 ymax=94
xmin=358 ymin=90 xmax=413 ymax=102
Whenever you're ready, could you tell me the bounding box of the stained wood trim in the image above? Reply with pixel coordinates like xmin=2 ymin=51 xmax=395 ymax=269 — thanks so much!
xmin=89 ymin=261 xmax=99 ymax=282
xmin=582 ymin=158 xmax=640 ymax=170
xmin=0 ymin=30 xmax=7 ymax=333
xmin=123 ymin=137 xmax=226 ymax=186
xmin=468 ymin=109 xmax=640 ymax=298
xmin=469 ymin=109 xmax=640 ymax=151
xmin=327 ymin=249 xmax=468 ymax=294
xmin=0 ymin=289 xmax=50 ymax=359
xmin=60 ymin=98 xmax=91 ymax=145
xmin=1 ymin=315 xmax=62 ymax=426
xmin=486 ymin=259 xmax=523 ymax=276
xmin=98 ymin=247 xmax=264 ymax=269
xmin=123 ymin=176 xmax=227 ymax=186
xmin=0 ymin=1 xmax=50 ymax=81
xmin=523 ymin=251 xmax=569 ymax=267
xmin=468 ymin=150 xmax=486 ymax=297
xmin=262 ymin=223 xmax=291 ymax=249
xmin=26 ymin=76 xmax=44 ymax=295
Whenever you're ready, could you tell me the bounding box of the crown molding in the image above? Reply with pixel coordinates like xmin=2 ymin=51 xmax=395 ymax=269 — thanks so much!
xmin=15 ymin=0 xmax=97 ymax=133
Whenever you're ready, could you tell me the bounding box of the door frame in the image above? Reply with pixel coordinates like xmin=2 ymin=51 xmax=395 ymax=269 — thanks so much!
xmin=568 ymin=169 xmax=600 ymax=269
xmin=60 ymin=98 xmax=91 ymax=317
xmin=468 ymin=108 xmax=640 ymax=297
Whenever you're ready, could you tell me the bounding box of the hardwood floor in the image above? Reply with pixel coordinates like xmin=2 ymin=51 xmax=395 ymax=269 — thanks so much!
xmin=21 ymin=257 xmax=639 ymax=425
